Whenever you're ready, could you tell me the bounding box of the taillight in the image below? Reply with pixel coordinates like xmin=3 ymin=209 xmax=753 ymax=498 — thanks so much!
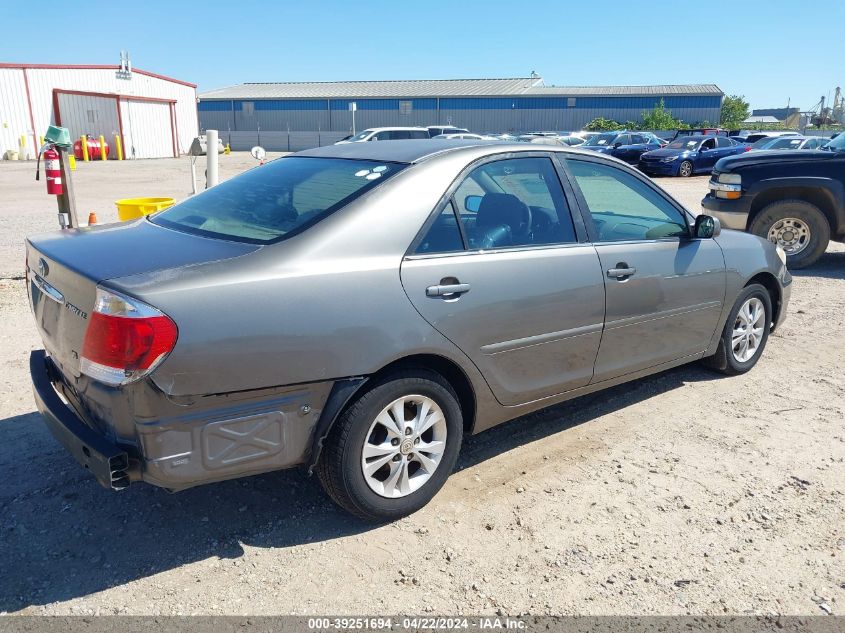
xmin=80 ymin=288 xmax=178 ymax=386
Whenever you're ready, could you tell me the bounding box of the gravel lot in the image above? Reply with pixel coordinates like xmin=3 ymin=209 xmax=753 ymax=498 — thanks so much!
xmin=1 ymin=154 xmax=843 ymax=616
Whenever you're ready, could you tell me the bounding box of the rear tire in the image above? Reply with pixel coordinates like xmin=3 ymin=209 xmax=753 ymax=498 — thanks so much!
xmin=679 ymin=160 xmax=693 ymax=177
xmin=749 ymin=199 xmax=830 ymax=269
xmin=316 ymin=370 xmax=463 ymax=522
xmin=702 ymin=283 xmax=772 ymax=375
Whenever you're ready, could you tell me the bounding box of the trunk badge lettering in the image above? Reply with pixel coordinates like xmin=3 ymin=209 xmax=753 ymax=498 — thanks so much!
xmin=65 ymin=302 xmax=88 ymax=320
xmin=38 ymin=258 xmax=49 ymax=277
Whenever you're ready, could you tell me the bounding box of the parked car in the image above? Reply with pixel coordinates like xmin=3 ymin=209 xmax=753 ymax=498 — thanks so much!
xmin=426 ymin=126 xmax=469 ymax=138
xmin=639 ymin=135 xmax=749 ymax=177
xmin=670 ymin=128 xmax=729 ymax=140
xmin=555 ymin=135 xmax=587 ymax=146
xmin=432 ymin=133 xmax=496 ymax=140
xmin=28 ymin=140 xmax=790 ymax=521
xmin=742 ymin=131 xmax=800 ymax=145
xmin=336 ymin=127 xmax=430 ymax=143
xmin=581 ymin=131 xmax=664 ymax=164
xmin=748 ymin=136 xmax=829 ymax=151
xmin=702 ymin=131 xmax=845 ymax=268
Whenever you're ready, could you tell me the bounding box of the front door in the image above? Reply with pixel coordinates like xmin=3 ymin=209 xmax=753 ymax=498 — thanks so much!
xmin=696 ymin=137 xmax=719 ymax=172
xmin=401 ymin=155 xmax=606 ymax=406
xmin=564 ymin=157 xmax=726 ymax=383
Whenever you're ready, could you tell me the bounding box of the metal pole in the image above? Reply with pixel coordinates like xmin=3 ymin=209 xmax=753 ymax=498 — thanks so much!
xmin=206 ymin=129 xmax=219 ymax=188
xmin=352 ymin=107 xmax=356 ymax=135
xmin=57 ymin=147 xmax=79 ymax=228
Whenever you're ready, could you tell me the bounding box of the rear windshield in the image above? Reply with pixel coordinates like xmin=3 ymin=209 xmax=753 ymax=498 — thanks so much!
xmin=152 ymin=157 xmax=405 ymax=244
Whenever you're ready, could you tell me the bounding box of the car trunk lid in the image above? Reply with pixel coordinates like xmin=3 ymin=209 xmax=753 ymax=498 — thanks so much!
xmin=26 ymin=219 xmax=259 ymax=378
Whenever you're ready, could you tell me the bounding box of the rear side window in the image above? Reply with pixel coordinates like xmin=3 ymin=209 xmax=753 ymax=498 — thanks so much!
xmin=152 ymin=157 xmax=405 ymax=244
xmin=410 ymin=130 xmax=429 ymax=139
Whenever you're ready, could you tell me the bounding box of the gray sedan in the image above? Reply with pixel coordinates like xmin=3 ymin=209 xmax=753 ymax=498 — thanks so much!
xmin=27 ymin=140 xmax=791 ymax=521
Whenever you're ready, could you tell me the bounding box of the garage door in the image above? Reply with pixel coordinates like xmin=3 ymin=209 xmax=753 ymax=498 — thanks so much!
xmin=120 ymin=100 xmax=175 ymax=159
xmin=57 ymin=93 xmax=120 ymax=147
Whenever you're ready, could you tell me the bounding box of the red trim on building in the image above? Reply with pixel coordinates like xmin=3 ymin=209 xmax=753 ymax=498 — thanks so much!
xmin=53 ymin=88 xmax=176 ymax=104
xmin=21 ymin=68 xmax=39 ymax=152
xmin=0 ymin=63 xmax=196 ymax=88
xmin=52 ymin=89 xmax=62 ymax=126
xmin=171 ymin=102 xmax=181 ymax=157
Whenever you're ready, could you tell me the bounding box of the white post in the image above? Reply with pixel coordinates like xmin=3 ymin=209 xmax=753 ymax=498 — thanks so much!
xmin=349 ymin=102 xmax=357 ymax=135
xmin=190 ymin=158 xmax=197 ymax=195
xmin=206 ymin=129 xmax=219 ymax=188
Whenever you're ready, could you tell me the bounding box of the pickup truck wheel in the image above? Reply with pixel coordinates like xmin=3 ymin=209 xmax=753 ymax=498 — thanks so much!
xmin=678 ymin=160 xmax=693 ymax=177
xmin=749 ymin=200 xmax=830 ymax=269
xmin=702 ymin=283 xmax=772 ymax=375
xmin=316 ymin=370 xmax=463 ymax=522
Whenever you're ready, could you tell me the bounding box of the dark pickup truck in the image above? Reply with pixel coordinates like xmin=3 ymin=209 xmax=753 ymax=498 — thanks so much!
xmin=702 ymin=134 xmax=844 ymax=268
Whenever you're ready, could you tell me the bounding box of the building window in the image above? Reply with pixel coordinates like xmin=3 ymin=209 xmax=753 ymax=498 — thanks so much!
xmin=399 ymin=100 xmax=413 ymax=115
xmin=87 ymin=110 xmax=99 ymax=123
xmin=242 ymin=101 xmax=255 ymax=116
xmin=567 ymin=98 xmax=576 ymax=108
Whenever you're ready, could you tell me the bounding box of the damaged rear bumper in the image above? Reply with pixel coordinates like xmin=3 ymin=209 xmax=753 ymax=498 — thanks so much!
xmin=29 ymin=349 xmax=333 ymax=492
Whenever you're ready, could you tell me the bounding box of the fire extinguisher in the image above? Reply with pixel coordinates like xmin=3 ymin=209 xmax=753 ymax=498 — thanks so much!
xmin=38 ymin=147 xmax=64 ymax=195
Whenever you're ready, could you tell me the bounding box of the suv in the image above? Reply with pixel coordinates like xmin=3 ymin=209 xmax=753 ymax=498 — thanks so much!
xmin=336 ymin=127 xmax=430 ymax=144
xmin=702 ymin=133 xmax=844 ymax=268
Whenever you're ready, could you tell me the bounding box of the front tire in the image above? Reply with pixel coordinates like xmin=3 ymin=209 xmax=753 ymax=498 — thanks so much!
xmin=749 ymin=199 xmax=830 ymax=269
xmin=702 ymin=283 xmax=772 ymax=375
xmin=678 ymin=160 xmax=693 ymax=177
xmin=316 ymin=370 xmax=463 ymax=522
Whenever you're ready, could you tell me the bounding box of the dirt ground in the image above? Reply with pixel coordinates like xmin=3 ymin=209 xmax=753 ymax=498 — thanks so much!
xmin=0 ymin=154 xmax=843 ymax=617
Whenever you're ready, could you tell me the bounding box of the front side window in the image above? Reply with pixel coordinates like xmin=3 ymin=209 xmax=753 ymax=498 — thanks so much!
xmin=152 ymin=157 xmax=404 ymax=244
xmin=701 ymin=138 xmax=716 ymax=150
xmin=415 ymin=157 xmax=577 ymax=253
xmin=567 ymin=159 xmax=689 ymax=242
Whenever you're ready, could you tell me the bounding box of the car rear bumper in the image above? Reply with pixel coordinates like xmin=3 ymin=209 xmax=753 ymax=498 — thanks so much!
xmin=30 ymin=349 xmax=334 ymax=492
xmin=30 ymin=350 xmax=135 ymax=490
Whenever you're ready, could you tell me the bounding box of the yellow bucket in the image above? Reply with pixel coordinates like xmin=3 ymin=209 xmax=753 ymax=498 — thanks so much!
xmin=115 ymin=197 xmax=175 ymax=221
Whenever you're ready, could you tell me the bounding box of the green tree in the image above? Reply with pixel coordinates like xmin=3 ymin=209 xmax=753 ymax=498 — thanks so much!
xmin=639 ymin=99 xmax=685 ymax=130
xmin=720 ymin=95 xmax=750 ymax=128
xmin=585 ymin=117 xmax=622 ymax=131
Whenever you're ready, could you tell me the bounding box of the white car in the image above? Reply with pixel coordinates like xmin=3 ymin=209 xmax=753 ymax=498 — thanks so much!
xmin=335 ymin=127 xmax=430 ymax=144
xmin=431 ymin=133 xmax=497 ymax=140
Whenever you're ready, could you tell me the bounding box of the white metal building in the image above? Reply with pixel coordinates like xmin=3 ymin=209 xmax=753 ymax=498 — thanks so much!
xmin=0 ymin=63 xmax=198 ymax=159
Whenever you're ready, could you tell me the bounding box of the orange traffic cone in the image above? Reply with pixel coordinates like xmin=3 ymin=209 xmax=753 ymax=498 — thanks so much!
xmin=88 ymin=212 xmax=98 ymax=225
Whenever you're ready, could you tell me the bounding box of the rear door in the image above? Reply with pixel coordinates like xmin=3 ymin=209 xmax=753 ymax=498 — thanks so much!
xmin=400 ymin=153 xmax=605 ymax=406
xmin=563 ymin=157 xmax=725 ymax=383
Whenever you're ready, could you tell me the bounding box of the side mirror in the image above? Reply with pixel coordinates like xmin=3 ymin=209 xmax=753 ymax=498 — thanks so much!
xmin=694 ymin=214 xmax=721 ymax=238
xmin=464 ymin=195 xmax=482 ymax=213
xmin=613 ymin=142 xmax=622 ymax=149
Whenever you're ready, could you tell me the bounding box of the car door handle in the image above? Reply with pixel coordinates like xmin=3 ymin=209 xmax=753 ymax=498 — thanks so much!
xmin=426 ymin=283 xmax=471 ymax=297
xmin=607 ymin=266 xmax=637 ymax=279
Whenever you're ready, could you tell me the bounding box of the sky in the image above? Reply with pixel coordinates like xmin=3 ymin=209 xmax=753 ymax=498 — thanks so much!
xmin=3 ymin=0 xmax=842 ymax=113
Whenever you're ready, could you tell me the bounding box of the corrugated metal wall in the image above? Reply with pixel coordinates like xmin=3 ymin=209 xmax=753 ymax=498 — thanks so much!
xmin=0 ymin=69 xmax=35 ymax=158
xmin=198 ymin=94 xmax=723 ymax=146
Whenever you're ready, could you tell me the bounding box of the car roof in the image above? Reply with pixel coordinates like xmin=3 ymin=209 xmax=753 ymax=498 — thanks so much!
xmin=362 ymin=126 xmax=428 ymax=132
xmin=296 ymin=138 xmax=593 ymax=164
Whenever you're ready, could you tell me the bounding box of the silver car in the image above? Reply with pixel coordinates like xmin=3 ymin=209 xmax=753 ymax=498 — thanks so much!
xmin=27 ymin=140 xmax=791 ymax=521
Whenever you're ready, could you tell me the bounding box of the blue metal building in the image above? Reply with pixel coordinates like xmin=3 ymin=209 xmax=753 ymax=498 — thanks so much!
xmin=197 ymin=77 xmax=723 ymax=150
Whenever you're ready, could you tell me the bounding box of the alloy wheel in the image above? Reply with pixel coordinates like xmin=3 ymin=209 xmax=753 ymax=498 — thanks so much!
xmin=767 ymin=217 xmax=810 ymax=255
xmin=360 ymin=395 xmax=448 ymax=498
xmin=679 ymin=161 xmax=693 ymax=177
xmin=732 ymin=297 xmax=766 ymax=363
